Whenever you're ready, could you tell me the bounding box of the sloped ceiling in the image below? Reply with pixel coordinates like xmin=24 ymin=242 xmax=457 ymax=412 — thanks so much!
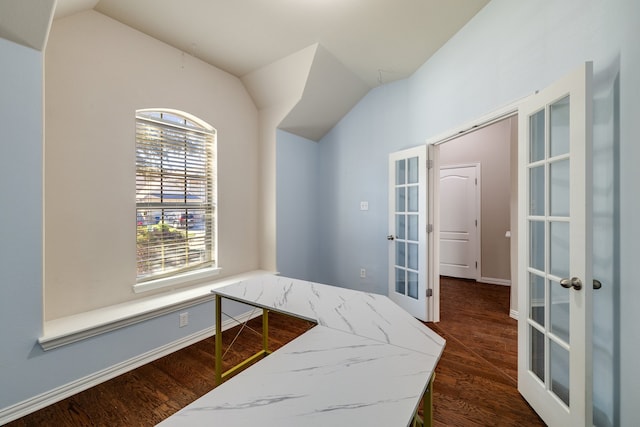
xmin=52 ymin=0 xmax=490 ymax=140
xmin=0 ymin=0 xmax=56 ymax=51
xmin=278 ymin=44 xmax=370 ymax=141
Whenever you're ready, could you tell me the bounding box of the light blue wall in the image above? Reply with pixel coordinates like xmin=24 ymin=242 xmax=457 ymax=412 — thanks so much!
xmin=276 ymin=0 xmax=639 ymax=424
xmin=0 ymin=36 xmax=46 ymax=410
xmin=277 ymin=80 xmax=411 ymax=294
xmin=2 ymin=299 xmax=216 ymax=406
xmin=316 ymin=79 xmax=410 ymax=294
xmin=276 ymin=130 xmax=322 ymax=282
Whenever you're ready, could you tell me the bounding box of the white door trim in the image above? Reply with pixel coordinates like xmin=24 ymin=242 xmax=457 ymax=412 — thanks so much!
xmin=425 ymin=99 xmax=520 ymax=326
xmin=427 ymin=144 xmax=439 ymax=322
xmin=426 ymin=101 xmax=522 ymax=147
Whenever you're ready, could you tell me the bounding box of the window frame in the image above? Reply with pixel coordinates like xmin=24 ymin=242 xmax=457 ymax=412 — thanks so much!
xmin=134 ymin=109 xmax=218 ymax=293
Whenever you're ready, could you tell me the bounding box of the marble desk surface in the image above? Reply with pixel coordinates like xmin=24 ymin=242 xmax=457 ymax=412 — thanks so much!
xmin=158 ymin=274 xmax=445 ymax=426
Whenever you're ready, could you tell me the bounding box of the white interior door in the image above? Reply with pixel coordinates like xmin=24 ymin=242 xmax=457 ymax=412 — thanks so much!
xmin=439 ymin=165 xmax=479 ymax=280
xmin=517 ymin=62 xmax=593 ymax=426
xmin=388 ymin=145 xmax=428 ymax=321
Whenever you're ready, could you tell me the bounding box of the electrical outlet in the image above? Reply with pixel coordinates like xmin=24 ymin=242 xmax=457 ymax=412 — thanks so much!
xmin=360 ymin=201 xmax=369 ymax=211
xmin=179 ymin=312 xmax=189 ymax=328
xmin=360 ymin=268 xmax=366 ymax=278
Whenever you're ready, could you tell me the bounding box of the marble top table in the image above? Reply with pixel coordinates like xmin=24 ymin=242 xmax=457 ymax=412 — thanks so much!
xmin=158 ymin=274 xmax=445 ymax=426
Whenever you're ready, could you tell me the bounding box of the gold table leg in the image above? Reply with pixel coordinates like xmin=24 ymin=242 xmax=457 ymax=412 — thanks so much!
xmin=215 ymin=294 xmax=222 ymax=385
xmin=263 ymin=308 xmax=269 ymax=354
xmin=423 ymin=373 xmax=434 ymax=427
xmin=215 ymin=296 xmax=271 ymax=385
xmin=413 ymin=373 xmax=434 ymax=427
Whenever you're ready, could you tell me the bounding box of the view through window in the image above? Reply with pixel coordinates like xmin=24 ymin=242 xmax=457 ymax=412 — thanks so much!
xmin=135 ymin=110 xmax=216 ymax=283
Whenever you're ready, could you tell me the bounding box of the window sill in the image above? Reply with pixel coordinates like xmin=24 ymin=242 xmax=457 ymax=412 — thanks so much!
xmin=39 ymin=270 xmax=274 ymax=351
xmin=133 ymin=267 xmax=222 ymax=294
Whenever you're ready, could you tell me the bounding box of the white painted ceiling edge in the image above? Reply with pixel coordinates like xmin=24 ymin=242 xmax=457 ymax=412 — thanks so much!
xmin=11 ymin=0 xmax=489 ymax=141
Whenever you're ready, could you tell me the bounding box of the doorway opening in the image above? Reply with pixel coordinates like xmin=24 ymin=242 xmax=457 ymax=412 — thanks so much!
xmin=430 ymin=108 xmax=519 ymax=321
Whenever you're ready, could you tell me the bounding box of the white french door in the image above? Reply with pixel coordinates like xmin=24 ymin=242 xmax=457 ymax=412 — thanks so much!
xmin=388 ymin=145 xmax=429 ymax=321
xmin=517 ymin=62 xmax=593 ymax=426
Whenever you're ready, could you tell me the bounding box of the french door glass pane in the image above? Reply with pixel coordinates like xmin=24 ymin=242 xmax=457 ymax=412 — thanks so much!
xmin=396 ymin=159 xmax=406 ymax=185
xmin=550 ymin=95 xmax=570 ymax=157
xmin=530 ymin=109 xmax=545 ymax=162
xmin=396 ymin=188 xmax=405 ymax=212
xmin=530 ymin=273 xmax=545 ymax=326
xmin=550 ymin=279 xmax=570 ymax=344
xmin=407 ymin=186 xmax=418 ymax=212
xmin=408 ymin=157 xmax=419 ymax=184
xmin=530 ymin=325 xmax=545 ymax=382
xmin=529 ymin=220 xmax=545 ymax=271
xmin=550 ymin=159 xmax=570 ymax=216
xmin=396 ymin=214 xmax=406 ymax=239
xmin=530 ymin=166 xmax=545 ymax=216
xmin=408 ymin=215 xmax=418 ymax=241
xmin=550 ymin=340 xmax=570 ymax=407
xmin=395 ymin=268 xmax=405 ymax=294
xmin=408 ymin=271 xmax=418 ymax=299
xmin=550 ymin=221 xmax=570 ymax=279
xmin=407 ymin=242 xmax=418 ymax=270
xmin=396 ymin=242 xmax=406 ymax=267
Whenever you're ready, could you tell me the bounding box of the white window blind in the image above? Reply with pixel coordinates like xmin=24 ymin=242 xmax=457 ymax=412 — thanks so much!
xmin=136 ymin=110 xmax=216 ymax=283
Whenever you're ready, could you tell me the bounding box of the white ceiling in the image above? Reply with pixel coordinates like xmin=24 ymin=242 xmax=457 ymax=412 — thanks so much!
xmin=50 ymin=0 xmax=489 ymax=140
xmin=54 ymin=0 xmax=489 ymax=88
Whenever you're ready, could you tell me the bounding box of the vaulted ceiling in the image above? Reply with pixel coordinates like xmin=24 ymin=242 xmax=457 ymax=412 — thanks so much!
xmin=51 ymin=0 xmax=490 ymax=140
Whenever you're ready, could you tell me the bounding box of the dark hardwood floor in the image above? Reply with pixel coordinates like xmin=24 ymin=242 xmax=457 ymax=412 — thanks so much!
xmin=7 ymin=313 xmax=315 ymax=427
xmin=8 ymin=278 xmax=544 ymax=426
xmin=429 ymin=277 xmax=544 ymax=426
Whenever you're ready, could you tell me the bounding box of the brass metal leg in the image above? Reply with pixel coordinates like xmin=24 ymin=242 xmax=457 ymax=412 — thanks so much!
xmin=215 ymin=294 xmax=222 ymax=385
xmin=215 ymin=298 xmax=272 ymax=385
xmin=423 ymin=373 xmax=434 ymax=427
xmin=413 ymin=373 xmax=434 ymax=427
xmin=263 ymin=308 xmax=269 ymax=354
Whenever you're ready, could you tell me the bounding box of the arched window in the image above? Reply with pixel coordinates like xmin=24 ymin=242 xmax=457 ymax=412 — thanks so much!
xmin=135 ymin=109 xmax=217 ymax=286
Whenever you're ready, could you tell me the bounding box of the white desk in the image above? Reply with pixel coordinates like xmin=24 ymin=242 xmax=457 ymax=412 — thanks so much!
xmin=158 ymin=274 xmax=445 ymax=426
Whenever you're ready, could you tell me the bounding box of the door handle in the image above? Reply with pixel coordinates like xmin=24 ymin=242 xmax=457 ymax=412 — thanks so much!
xmin=387 ymin=235 xmax=395 ymax=241
xmin=559 ymin=277 xmax=602 ymax=290
xmin=560 ymin=277 xmax=583 ymax=290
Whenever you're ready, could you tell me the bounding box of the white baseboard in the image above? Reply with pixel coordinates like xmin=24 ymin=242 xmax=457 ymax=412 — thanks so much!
xmin=0 ymin=309 xmax=260 ymax=425
xmin=479 ymin=276 xmax=511 ymax=286
xmin=509 ymin=309 xmax=519 ymax=320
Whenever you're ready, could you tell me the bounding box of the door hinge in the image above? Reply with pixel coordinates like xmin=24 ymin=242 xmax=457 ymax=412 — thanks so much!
xmin=475 ymin=219 xmax=478 ymax=227
xmin=426 ymin=288 xmax=433 ymax=297
xmin=475 ymin=178 xmax=478 ymax=185
xmin=475 ymin=261 xmax=478 ymax=269
xmin=427 ymin=159 xmax=433 ymax=169
xmin=427 ymin=224 xmax=433 ymax=233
